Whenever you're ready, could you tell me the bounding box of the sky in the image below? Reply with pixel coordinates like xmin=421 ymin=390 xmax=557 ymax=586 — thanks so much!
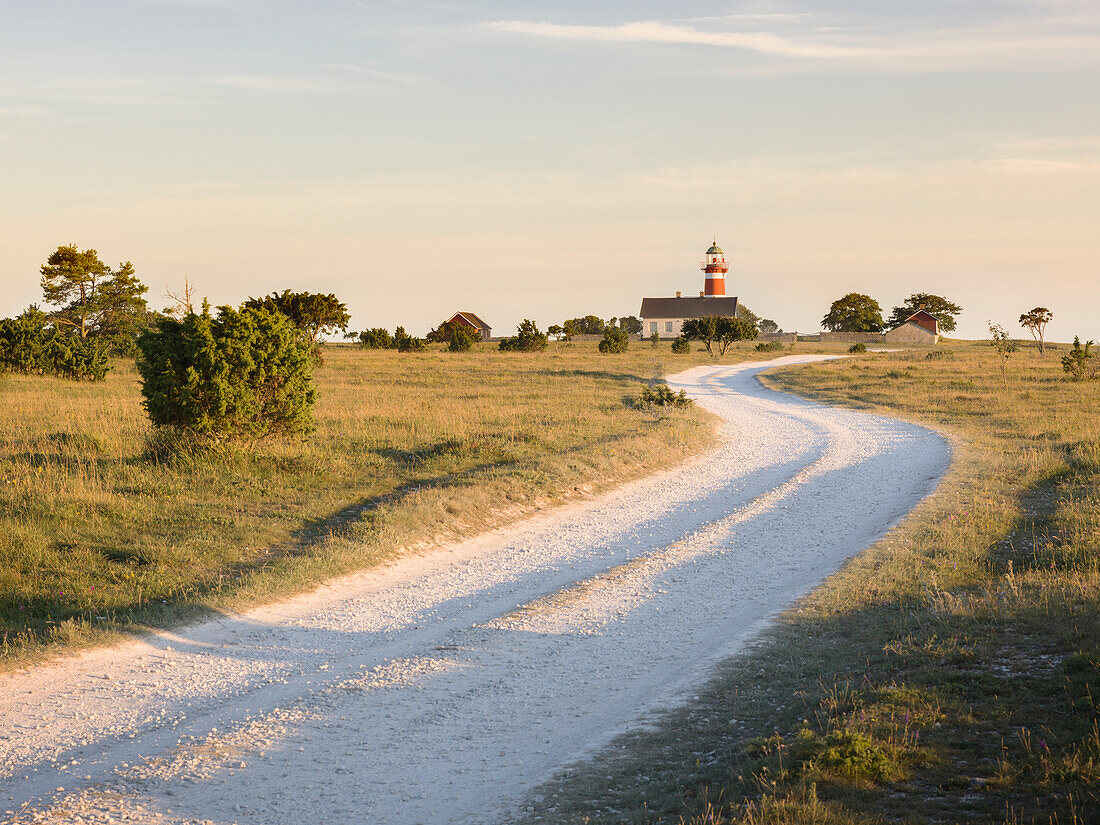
xmin=1 ymin=0 xmax=1098 ymax=341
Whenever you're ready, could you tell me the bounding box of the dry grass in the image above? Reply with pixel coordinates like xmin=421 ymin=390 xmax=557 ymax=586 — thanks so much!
xmin=0 ymin=340 xmax=790 ymax=668
xmin=521 ymin=340 xmax=1099 ymax=825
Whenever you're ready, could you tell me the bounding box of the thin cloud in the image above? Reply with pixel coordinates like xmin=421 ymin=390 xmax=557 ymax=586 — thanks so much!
xmin=481 ymin=20 xmax=868 ymax=60
xmin=482 ymin=13 xmax=1100 ymax=71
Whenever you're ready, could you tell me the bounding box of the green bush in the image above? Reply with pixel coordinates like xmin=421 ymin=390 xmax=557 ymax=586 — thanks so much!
xmin=634 ymin=384 xmax=693 ymax=408
xmin=1062 ymin=336 xmax=1097 ymax=381
xmin=598 ymin=327 xmax=630 ymax=354
xmin=0 ymin=307 xmax=109 ymax=381
xmin=671 ymin=336 xmax=691 ymax=354
xmin=359 ymin=327 xmax=393 ymax=349
xmin=136 ymin=303 xmax=316 ymax=441
xmin=359 ymin=326 xmax=425 ymax=351
xmin=793 ymin=728 xmax=892 ymax=781
xmin=498 ymin=319 xmax=548 ymax=352
xmin=756 ymin=340 xmax=785 ymax=352
xmin=649 ymin=331 xmax=661 ymax=348
xmin=848 ymin=343 xmax=867 ymax=353
xmin=447 ymin=326 xmax=478 ymax=352
xmin=393 ymin=326 xmax=425 ymax=352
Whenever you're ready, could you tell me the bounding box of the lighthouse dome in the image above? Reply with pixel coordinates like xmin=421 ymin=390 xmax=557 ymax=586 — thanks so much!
xmin=706 ymin=241 xmax=723 ymax=255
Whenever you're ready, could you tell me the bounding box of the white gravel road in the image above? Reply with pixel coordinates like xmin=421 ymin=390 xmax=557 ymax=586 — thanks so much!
xmin=0 ymin=357 xmax=949 ymax=825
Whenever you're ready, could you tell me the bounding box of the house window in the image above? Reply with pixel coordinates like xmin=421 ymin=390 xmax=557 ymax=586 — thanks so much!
xmin=650 ymin=322 xmax=658 ymax=333
xmin=665 ymin=321 xmax=674 ymax=333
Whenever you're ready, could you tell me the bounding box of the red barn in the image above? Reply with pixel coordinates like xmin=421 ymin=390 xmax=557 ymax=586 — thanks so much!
xmin=446 ymin=312 xmax=492 ymax=341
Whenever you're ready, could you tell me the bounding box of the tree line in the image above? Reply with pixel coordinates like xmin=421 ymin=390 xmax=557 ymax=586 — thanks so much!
xmin=822 ymin=291 xmax=1066 ymax=360
xmin=821 ymin=292 xmax=964 ymax=333
xmin=4 ymin=244 xmax=1091 ymax=444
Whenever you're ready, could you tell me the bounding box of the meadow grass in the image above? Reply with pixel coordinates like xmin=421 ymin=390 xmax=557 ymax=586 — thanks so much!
xmin=522 ymin=341 xmax=1099 ymax=825
xmin=0 ymin=340 xmax=786 ymax=668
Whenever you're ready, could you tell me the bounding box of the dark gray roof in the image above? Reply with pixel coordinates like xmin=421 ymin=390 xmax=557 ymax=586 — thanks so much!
xmin=639 ymin=296 xmax=739 ymax=319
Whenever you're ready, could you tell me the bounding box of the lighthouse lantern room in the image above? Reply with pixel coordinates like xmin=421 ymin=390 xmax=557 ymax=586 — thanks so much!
xmin=700 ymin=239 xmax=729 ymax=297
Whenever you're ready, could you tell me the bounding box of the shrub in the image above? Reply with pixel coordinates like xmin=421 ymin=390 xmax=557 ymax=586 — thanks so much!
xmin=448 ymin=327 xmax=478 ymax=352
xmin=598 ymin=327 xmax=630 ymax=354
xmin=242 ymin=289 xmax=350 ymax=346
xmin=426 ymin=320 xmax=462 ymax=343
xmin=136 ymin=303 xmax=316 ymax=441
xmin=393 ymin=326 xmax=425 ymax=352
xmin=757 ymin=340 xmax=785 ymax=352
xmin=359 ymin=327 xmax=393 ymax=349
xmin=635 ymin=384 xmax=693 ymax=408
xmin=358 ymin=326 xmax=425 ymax=352
xmin=848 ymin=343 xmax=867 ymax=353
xmin=498 ymin=319 xmax=548 ymax=352
xmin=46 ymin=332 xmax=110 ymax=381
xmin=0 ymin=307 xmax=109 ymax=381
xmin=671 ymin=336 xmax=691 ymax=354
xmin=649 ymin=331 xmax=661 ymax=348
xmin=1062 ymin=336 xmax=1097 ymax=381
xmin=791 ymin=728 xmax=893 ymax=781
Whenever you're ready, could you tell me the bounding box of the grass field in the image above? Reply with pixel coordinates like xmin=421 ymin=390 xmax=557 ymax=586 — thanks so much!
xmin=522 ymin=340 xmax=1099 ymax=825
xmin=0 ymin=340 xmax=775 ymax=668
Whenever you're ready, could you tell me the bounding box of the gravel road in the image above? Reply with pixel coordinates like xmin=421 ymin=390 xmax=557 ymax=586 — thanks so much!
xmin=0 ymin=357 xmax=950 ymax=825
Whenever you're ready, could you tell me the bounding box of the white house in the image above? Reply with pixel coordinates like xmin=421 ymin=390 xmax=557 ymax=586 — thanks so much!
xmin=639 ymin=295 xmax=740 ymax=339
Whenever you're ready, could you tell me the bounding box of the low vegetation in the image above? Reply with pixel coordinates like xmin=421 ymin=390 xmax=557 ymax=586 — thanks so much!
xmin=136 ymin=303 xmax=316 ymax=440
xmin=1062 ymin=337 xmax=1097 ymax=381
xmin=498 ymin=318 xmax=549 ymax=352
xmin=0 ymin=306 xmax=109 ymax=381
xmin=358 ymin=325 xmax=426 ymax=352
xmin=522 ymin=340 xmax=1099 ymax=825
xmin=634 ymin=384 xmax=693 ymax=409
xmin=0 ymin=341 xmax=776 ymax=666
xmin=242 ymin=290 xmax=350 ymax=347
xmin=448 ymin=326 xmax=479 ymax=352
xmin=599 ymin=326 xmax=631 ymax=354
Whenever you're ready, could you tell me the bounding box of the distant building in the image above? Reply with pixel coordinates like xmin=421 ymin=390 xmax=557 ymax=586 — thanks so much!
xmin=639 ymin=240 xmax=739 ymax=338
xmin=883 ymin=309 xmax=939 ymax=345
xmin=446 ymin=311 xmax=492 ymax=341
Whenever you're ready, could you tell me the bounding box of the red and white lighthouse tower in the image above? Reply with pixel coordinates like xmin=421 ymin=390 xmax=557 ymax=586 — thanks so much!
xmin=700 ymin=239 xmax=729 ymax=297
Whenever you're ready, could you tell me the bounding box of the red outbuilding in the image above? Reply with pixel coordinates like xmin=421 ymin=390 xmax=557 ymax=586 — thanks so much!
xmin=445 ymin=312 xmax=492 ymax=341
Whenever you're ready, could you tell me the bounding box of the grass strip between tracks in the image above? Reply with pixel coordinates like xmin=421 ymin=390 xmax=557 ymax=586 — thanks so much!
xmin=519 ymin=341 xmax=1099 ymax=825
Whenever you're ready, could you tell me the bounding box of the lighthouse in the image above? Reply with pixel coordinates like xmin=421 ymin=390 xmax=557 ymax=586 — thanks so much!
xmin=638 ymin=239 xmax=740 ymax=338
xmin=700 ymin=239 xmax=729 ymax=297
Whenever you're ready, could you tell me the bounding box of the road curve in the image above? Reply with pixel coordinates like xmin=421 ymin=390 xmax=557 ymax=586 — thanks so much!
xmin=0 ymin=357 xmax=949 ymax=825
